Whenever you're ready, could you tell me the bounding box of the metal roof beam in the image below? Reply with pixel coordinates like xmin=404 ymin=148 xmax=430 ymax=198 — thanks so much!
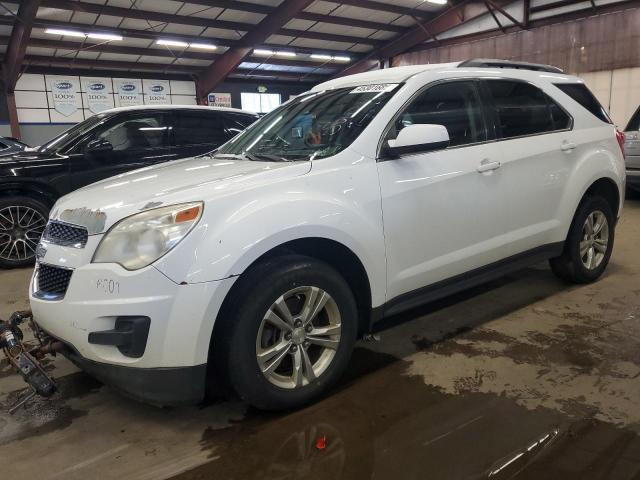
xmin=3 ymin=0 xmax=40 ymax=92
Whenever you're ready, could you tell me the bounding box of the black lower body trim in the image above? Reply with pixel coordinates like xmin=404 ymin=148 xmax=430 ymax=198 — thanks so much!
xmin=41 ymin=329 xmax=206 ymax=406
xmin=66 ymin=352 xmax=207 ymax=406
xmin=370 ymin=242 xmax=564 ymax=325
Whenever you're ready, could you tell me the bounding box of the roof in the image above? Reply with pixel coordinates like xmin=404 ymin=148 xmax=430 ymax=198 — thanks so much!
xmin=99 ymin=104 xmax=258 ymax=116
xmin=312 ymin=60 xmax=580 ymax=91
xmin=312 ymin=62 xmax=461 ymax=90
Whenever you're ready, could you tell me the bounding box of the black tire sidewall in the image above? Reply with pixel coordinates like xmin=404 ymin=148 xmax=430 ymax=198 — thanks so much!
xmin=0 ymin=196 xmax=50 ymax=268
xmin=565 ymin=196 xmax=615 ymax=282
xmin=221 ymin=255 xmax=358 ymax=411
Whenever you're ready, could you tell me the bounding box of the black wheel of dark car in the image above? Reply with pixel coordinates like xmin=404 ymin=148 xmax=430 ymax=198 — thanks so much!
xmin=215 ymin=254 xmax=358 ymax=411
xmin=0 ymin=196 xmax=49 ymax=268
xmin=550 ymin=195 xmax=615 ymax=284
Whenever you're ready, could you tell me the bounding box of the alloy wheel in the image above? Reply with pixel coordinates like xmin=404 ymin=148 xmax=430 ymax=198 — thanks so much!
xmin=256 ymin=286 xmax=342 ymax=389
xmin=0 ymin=206 xmax=47 ymax=262
xmin=580 ymin=210 xmax=609 ymax=270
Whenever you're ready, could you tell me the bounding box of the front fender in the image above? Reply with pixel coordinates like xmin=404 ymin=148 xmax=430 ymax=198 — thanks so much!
xmin=154 ymin=155 xmax=387 ymax=307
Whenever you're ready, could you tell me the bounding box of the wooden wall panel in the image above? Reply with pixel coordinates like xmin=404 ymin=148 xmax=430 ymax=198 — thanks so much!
xmin=393 ymin=7 xmax=640 ymax=74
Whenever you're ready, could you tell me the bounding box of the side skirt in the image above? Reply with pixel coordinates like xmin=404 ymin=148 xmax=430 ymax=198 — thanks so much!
xmin=369 ymin=242 xmax=564 ymax=329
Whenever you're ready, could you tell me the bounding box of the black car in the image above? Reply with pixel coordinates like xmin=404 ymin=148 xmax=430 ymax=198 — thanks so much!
xmin=0 ymin=105 xmax=258 ymax=268
xmin=0 ymin=136 xmax=28 ymax=156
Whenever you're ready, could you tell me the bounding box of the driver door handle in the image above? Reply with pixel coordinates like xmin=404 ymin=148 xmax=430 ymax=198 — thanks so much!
xmin=477 ymin=159 xmax=501 ymax=173
xmin=561 ymin=141 xmax=577 ymax=152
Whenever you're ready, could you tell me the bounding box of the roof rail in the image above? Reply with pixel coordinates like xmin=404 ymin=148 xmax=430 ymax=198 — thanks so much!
xmin=458 ymin=59 xmax=564 ymax=74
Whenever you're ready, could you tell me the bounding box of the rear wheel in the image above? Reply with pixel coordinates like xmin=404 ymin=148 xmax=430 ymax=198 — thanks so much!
xmin=0 ymin=196 xmax=49 ymax=268
xmin=215 ymin=254 xmax=358 ymax=411
xmin=550 ymin=196 xmax=615 ymax=283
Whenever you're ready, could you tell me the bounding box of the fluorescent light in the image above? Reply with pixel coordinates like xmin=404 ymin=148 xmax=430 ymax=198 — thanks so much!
xmin=156 ymin=39 xmax=189 ymax=47
xmin=190 ymin=43 xmax=217 ymax=50
xmin=311 ymin=54 xmax=332 ymax=60
xmin=275 ymin=51 xmax=296 ymax=57
xmin=253 ymin=49 xmax=274 ymax=56
xmin=87 ymin=32 xmax=123 ymax=41
xmin=45 ymin=28 xmax=86 ymax=38
xmin=333 ymin=56 xmax=351 ymax=62
xmin=427 ymin=0 xmax=448 ymax=4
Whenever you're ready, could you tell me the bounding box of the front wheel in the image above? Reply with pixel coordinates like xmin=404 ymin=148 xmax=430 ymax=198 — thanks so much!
xmin=550 ymin=196 xmax=615 ymax=283
xmin=0 ymin=196 xmax=49 ymax=268
xmin=215 ymin=255 xmax=358 ymax=411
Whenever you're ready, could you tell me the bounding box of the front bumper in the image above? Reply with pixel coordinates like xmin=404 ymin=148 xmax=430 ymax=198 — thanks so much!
xmin=58 ymin=337 xmax=207 ymax=405
xmin=29 ymin=243 xmax=237 ymax=404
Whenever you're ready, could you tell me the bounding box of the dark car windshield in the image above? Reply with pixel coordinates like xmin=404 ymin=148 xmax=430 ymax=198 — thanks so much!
xmin=216 ymin=85 xmax=399 ymax=161
xmin=38 ymin=114 xmax=105 ymax=152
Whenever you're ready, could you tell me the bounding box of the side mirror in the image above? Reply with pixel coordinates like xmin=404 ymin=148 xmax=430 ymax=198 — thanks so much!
xmin=386 ymin=124 xmax=450 ymax=157
xmin=86 ymin=139 xmax=113 ymax=155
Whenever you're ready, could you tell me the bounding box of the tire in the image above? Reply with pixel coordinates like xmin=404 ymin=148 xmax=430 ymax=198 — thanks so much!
xmin=214 ymin=254 xmax=358 ymax=411
xmin=549 ymin=195 xmax=615 ymax=284
xmin=0 ymin=196 xmax=49 ymax=269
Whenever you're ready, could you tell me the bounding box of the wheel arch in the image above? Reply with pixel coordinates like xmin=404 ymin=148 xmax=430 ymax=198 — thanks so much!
xmin=0 ymin=180 xmax=60 ymax=208
xmin=209 ymin=237 xmax=374 ymax=365
xmin=583 ymin=177 xmax=620 ymax=217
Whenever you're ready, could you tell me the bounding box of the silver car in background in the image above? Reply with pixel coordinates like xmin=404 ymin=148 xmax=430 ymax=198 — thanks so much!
xmin=625 ymin=106 xmax=640 ymax=193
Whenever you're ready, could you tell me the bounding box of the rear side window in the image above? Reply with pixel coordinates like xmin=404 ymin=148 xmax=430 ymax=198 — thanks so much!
xmin=626 ymin=107 xmax=640 ymax=131
xmin=485 ymin=80 xmax=571 ymax=139
xmin=173 ymin=111 xmax=228 ymax=146
xmin=554 ymin=83 xmax=612 ymax=124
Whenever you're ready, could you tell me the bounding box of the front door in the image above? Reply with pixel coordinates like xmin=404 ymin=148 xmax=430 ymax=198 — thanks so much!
xmin=377 ymin=80 xmax=509 ymax=301
xmin=68 ymin=111 xmax=177 ymax=189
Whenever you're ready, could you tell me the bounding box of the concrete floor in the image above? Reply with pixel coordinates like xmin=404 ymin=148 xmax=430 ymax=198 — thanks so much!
xmin=1 ymin=198 xmax=640 ymax=479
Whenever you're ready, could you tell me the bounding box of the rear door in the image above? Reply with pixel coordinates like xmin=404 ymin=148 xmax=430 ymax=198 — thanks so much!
xmin=172 ymin=110 xmax=231 ymax=158
xmin=481 ymin=79 xmax=574 ymax=255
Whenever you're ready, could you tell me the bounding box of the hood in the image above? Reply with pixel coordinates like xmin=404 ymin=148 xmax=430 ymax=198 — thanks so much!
xmin=0 ymin=150 xmax=57 ymax=165
xmin=50 ymin=155 xmax=311 ymax=233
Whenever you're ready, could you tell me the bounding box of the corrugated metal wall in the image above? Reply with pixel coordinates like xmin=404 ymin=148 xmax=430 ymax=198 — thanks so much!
xmin=393 ymin=7 xmax=640 ymax=74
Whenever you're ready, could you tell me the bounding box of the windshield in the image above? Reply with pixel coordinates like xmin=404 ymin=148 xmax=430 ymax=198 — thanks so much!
xmin=38 ymin=114 xmax=105 ymax=152
xmin=216 ymin=84 xmax=399 ymax=161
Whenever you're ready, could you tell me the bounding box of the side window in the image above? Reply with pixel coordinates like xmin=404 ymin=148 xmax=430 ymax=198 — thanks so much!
xmin=95 ymin=114 xmax=168 ymax=151
xmin=223 ymin=114 xmax=257 ymax=138
xmin=554 ymin=83 xmax=612 ymax=125
xmin=173 ymin=111 xmax=227 ymax=146
xmin=388 ymin=81 xmax=487 ymax=147
xmin=485 ymin=80 xmax=570 ymax=139
xmin=626 ymin=107 xmax=640 ymax=131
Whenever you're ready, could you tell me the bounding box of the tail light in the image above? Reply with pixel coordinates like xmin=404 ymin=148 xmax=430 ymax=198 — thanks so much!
xmin=616 ymin=129 xmax=625 ymax=156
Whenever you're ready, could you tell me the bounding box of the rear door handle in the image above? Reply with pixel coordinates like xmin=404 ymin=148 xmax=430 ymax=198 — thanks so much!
xmin=561 ymin=142 xmax=577 ymax=152
xmin=477 ymin=160 xmax=501 ymax=173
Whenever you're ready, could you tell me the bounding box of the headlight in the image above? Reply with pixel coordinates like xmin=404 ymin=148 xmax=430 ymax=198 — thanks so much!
xmin=92 ymin=202 xmax=203 ymax=270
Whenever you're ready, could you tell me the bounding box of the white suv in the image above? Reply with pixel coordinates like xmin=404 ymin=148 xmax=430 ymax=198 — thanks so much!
xmin=30 ymin=60 xmax=625 ymax=410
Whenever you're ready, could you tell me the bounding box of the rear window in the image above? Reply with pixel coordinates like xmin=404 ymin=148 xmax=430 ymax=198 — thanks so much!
xmin=626 ymin=107 xmax=640 ymax=131
xmin=554 ymin=83 xmax=612 ymax=124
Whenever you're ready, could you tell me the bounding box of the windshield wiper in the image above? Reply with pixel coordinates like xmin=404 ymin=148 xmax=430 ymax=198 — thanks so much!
xmin=242 ymin=152 xmax=294 ymax=162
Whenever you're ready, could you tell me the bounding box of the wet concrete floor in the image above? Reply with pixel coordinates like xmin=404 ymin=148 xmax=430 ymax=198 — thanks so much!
xmin=1 ymin=197 xmax=640 ymax=479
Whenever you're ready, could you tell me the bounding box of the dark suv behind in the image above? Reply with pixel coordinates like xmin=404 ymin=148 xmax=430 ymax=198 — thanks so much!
xmin=0 ymin=105 xmax=258 ymax=268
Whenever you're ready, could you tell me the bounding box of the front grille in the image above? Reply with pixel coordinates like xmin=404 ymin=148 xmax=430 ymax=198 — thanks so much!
xmin=42 ymin=221 xmax=88 ymax=248
xmin=36 ymin=263 xmax=73 ymax=298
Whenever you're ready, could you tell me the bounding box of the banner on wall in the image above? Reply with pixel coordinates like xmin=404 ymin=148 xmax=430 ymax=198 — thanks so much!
xmin=85 ymin=77 xmax=112 ymax=114
xmin=145 ymin=80 xmax=170 ymax=105
xmin=51 ymin=78 xmax=79 ymax=117
xmin=207 ymin=93 xmax=232 ymax=108
xmin=115 ymin=78 xmax=142 ymax=107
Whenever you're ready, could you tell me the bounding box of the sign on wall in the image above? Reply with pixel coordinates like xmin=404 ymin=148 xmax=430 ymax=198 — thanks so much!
xmin=115 ymin=78 xmax=142 ymax=107
xmin=51 ymin=78 xmax=79 ymax=117
xmin=207 ymin=93 xmax=232 ymax=108
xmin=85 ymin=77 xmax=112 ymax=114
xmin=145 ymin=80 xmax=170 ymax=105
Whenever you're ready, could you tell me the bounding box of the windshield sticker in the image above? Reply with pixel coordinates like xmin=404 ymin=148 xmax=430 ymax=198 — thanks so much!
xmin=349 ymin=84 xmax=399 ymax=94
